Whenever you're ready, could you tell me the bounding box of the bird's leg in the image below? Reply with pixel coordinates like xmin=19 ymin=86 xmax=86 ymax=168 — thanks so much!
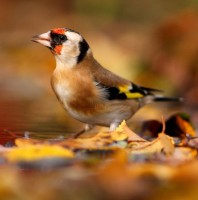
xmin=109 ymin=122 xmax=119 ymax=132
xmin=72 ymin=124 xmax=94 ymax=138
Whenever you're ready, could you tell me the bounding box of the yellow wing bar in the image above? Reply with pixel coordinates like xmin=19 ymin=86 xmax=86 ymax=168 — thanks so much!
xmin=118 ymin=85 xmax=144 ymax=99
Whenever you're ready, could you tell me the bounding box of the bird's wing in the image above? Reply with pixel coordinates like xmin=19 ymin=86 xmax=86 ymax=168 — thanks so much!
xmin=91 ymin=61 xmax=162 ymax=100
xmin=96 ymin=81 xmax=162 ymax=100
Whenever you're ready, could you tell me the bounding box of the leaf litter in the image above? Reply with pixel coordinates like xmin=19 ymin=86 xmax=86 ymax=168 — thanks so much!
xmin=0 ymin=113 xmax=197 ymax=200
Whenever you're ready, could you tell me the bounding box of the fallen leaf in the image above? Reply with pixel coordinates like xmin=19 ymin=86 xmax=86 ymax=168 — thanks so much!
xmin=128 ymin=133 xmax=174 ymax=155
xmin=58 ymin=132 xmax=112 ymax=149
xmin=158 ymin=132 xmax=175 ymax=156
xmin=176 ymin=115 xmax=196 ymax=137
xmin=4 ymin=144 xmax=74 ymax=162
xmin=158 ymin=117 xmax=175 ymax=156
xmin=128 ymin=137 xmax=162 ymax=154
xmin=15 ymin=138 xmax=45 ymax=147
xmin=111 ymin=120 xmax=147 ymax=143
xmin=111 ymin=121 xmax=128 ymax=141
xmin=142 ymin=113 xmax=196 ymax=138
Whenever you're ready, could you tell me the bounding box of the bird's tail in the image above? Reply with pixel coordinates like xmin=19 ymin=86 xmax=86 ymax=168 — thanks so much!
xmin=143 ymin=95 xmax=183 ymax=105
xmin=153 ymin=96 xmax=183 ymax=102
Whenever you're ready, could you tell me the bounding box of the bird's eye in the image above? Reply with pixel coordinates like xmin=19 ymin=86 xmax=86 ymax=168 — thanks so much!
xmin=59 ymin=34 xmax=67 ymax=42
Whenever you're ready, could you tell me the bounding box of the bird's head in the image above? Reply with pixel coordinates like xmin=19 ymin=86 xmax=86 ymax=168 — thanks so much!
xmin=32 ymin=28 xmax=90 ymax=67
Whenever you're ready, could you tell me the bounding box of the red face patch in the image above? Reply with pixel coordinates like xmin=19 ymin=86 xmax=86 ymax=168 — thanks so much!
xmin=53 ymin=45 xmax=62 ymax=55
xmin=51 ymin=28 xmax=65 ymax=35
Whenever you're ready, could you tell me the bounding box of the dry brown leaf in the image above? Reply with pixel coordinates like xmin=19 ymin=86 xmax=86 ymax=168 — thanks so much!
xmin=176 ymin=115 xmax=196 ymax=137
xmin=58 ymin=121 xmax=149 ymax=150
xmin=119 ymin=121 xmax=147 ymax=142
xmin=58 ymin=132 xmax=112 ymax=149
xmin=154 ymin=116 xmax=174 ymax=156
xmin=158 ymin=132 xmax=175 ymax=156
xmin=128 ymin=133 xmax=174 ymax=155
xmin=15 ymin=138 xmax=46 ymax=147
xmin=142 ymin=113 xmax=196 ymax=139
xmin=128 ymin=137 xmax=162 ymax=154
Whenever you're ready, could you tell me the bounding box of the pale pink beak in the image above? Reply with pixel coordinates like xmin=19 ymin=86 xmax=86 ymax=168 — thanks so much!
xmin=32 ymin=31 xmax=51 ymax=48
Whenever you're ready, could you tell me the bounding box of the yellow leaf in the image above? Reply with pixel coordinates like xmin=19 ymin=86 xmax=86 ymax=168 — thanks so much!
xmin=111 ymin=131 xmax=128 ymax=141
xmin=111 ymin=121 xmax=146 ymax=142
xmin=121 ymin=122 xmax=147 ymax=142
xmin=115 ymin=120 xmax=127 ymax=132
xmin=5 ymin=144 xmax=74 ymax=162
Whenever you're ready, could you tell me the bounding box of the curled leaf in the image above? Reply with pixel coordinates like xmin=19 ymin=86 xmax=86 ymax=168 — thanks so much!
xmin=158 ymin=132 xmax=175 ymax=156
xmin=112 ymin=121 xmax=146 ymax=142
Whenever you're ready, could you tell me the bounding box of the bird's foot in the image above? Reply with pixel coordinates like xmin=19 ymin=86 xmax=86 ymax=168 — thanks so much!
xmin=68 ymin=124 xmax=94 ymax=139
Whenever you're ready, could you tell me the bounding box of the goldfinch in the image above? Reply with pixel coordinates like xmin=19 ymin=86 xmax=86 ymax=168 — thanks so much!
xmin=32 ymin=28 xmax=181 ymax=134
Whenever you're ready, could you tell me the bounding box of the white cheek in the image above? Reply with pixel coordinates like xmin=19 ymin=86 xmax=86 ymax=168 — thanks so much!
xmin=62 ymin=41 xmax=80 ymax=57
xmin=66 ymin=32 xmax=82 ymax=41
xmin=54 ymin=41 xmax=79 ymax=69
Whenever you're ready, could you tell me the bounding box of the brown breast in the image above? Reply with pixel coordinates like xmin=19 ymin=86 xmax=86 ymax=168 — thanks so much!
xmin=51 ymin=66 xmax=105 ymax=115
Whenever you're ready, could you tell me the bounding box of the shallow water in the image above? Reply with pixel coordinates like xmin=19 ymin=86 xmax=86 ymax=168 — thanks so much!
xmin=0 ymin=97 xmax=81 ymax=140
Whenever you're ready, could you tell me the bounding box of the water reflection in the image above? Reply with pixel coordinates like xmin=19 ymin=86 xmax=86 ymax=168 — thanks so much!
xmin=0 ymin=97 xmax=83 ymax=139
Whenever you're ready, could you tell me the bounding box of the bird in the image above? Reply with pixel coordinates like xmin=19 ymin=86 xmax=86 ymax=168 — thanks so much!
xmin=32 ymin=28 xmax=181 ymax=137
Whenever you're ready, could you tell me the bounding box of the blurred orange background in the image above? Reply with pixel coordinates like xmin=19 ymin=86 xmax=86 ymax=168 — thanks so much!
xmin=0 ymin=0 xmax=197 ymax=134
